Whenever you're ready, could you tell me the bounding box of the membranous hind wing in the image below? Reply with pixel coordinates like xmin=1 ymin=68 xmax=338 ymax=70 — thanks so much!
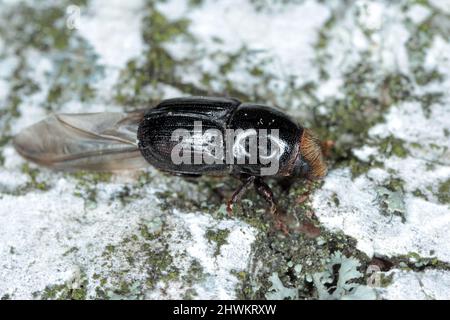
xmin=13 ymin=111 xmax=149 ymax=171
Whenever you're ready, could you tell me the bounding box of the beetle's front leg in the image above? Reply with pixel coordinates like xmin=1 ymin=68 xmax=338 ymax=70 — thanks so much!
xmin=254 ymin=178 xmax=289 ymax=234
xmin=226 ymin=175 xmax=256 ymax=216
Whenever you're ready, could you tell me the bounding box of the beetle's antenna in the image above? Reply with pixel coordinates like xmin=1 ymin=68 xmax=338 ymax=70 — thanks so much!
xmin=300 ymin=129 xmax=327 ymax=179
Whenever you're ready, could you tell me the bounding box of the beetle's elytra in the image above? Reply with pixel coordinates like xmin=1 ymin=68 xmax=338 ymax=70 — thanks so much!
xmin=13 ymin=96 xmax=327 ymax=220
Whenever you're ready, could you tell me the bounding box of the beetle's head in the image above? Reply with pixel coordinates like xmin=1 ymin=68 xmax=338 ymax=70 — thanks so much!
xmin=292 ymin=129 xmax=327 ymax=180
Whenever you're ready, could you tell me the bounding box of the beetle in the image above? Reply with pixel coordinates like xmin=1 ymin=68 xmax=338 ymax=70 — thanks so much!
xmin=13 ymin=96 xmax=327 ymax=218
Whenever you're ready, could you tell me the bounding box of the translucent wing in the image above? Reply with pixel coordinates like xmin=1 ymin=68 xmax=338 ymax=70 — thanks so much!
xmin=13 ymin=111 xmax=149 ymax=171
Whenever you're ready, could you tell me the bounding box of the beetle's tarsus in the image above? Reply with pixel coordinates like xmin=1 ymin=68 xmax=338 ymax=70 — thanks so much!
xmin=226 ymin=202 xmax=234 ymax=217
xmin=274 ymin=218 xmax=290 ymax=235
xmin=296 ymin=179 xmax=313 ymax=204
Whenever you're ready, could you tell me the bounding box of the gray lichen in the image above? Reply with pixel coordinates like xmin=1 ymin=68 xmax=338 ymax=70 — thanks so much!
xmin=312 ymin=252 xmax=377 ymax=300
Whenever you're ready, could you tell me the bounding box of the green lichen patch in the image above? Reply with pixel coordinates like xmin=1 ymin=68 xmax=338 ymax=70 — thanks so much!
xmin=436 ymin=179 xmax=450 ymax=204
xmin=412 ymin=188 xmax=428 ymax=200
xmin=378 ymin=272 xmax=395 ymax=288
xmin=0 ymin=294 xmax=11 ymax=300
xmin=154 ymin=175 xmax=235 ymax=216
xmin=20 ymin=163 xmax=51 ymax=192
xmin=0 ymin=1 xmax=88 ymax=53
xmin=235 ymin=203 xmax=369 ymax=299
xmin=71 ymin=171 xmax=112 ymax=206
xmin=404 ymin=4 xmax=449 ymax=79
xmin=0 ymin=0 xmax=100 ymax=117
xmin=114 ymin=1 xmax=281 ymax=109
xmin=211 ymin=175 xmax=376 ymax=299
xmin=381 ymin=252 xmax=450 ymax=272
xmin=156 ymin=189 xmax=203 ymax=212
xmin=181 ymin=259 xmax=206 ymax=295
xmin=114 ymin=3 xmax=196 ymax=106
xmin=378 ymin=137 xmax=409 ymax=159
xmin=249 ymin=0 xmax=310 ymax=12
xmin=92 ymin=224 xmax=181 ymax=299
xmin=43 ymin=42 xmax=103 ymax=110
xmin=205 ymin=228 xmax=230 ymax=256
xmin=36 ymin=271 xmax=88 ymax=300
xmin=0 ymin=57 xmax=40 ymax=140
xmin=348 ymin=158 xmax=383 ymax=179
xmin=307 ymin=1 xmax=450 ymax=185
xmin=313 ymin=71 xmax=409 ymax=161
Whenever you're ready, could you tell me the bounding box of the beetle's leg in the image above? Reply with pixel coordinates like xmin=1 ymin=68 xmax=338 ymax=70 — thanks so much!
xmin=254 ymin=178 xmax=277 ymax=215
xmin=296 ymin=179 xmax=313 ymax=204
xmin=227 ymin=175 xmax=255 ymax=216
xmin=254 ymin=178 xmax=289 ymax=234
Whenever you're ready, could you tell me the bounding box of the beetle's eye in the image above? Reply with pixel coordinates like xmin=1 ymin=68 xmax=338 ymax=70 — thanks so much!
xmin=293 ymin=157 xmax=310 ymax=177
xmin=300 ymin=161 xmax=310 ymax=176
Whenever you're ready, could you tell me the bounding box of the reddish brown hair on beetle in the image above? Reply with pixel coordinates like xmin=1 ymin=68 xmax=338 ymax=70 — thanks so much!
xmin=300 ymin=129 xmax=327 ymax=179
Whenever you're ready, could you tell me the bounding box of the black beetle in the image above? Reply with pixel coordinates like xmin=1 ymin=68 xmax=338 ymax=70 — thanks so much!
xmin=14 ymin=96 xmax=327 ymax=216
